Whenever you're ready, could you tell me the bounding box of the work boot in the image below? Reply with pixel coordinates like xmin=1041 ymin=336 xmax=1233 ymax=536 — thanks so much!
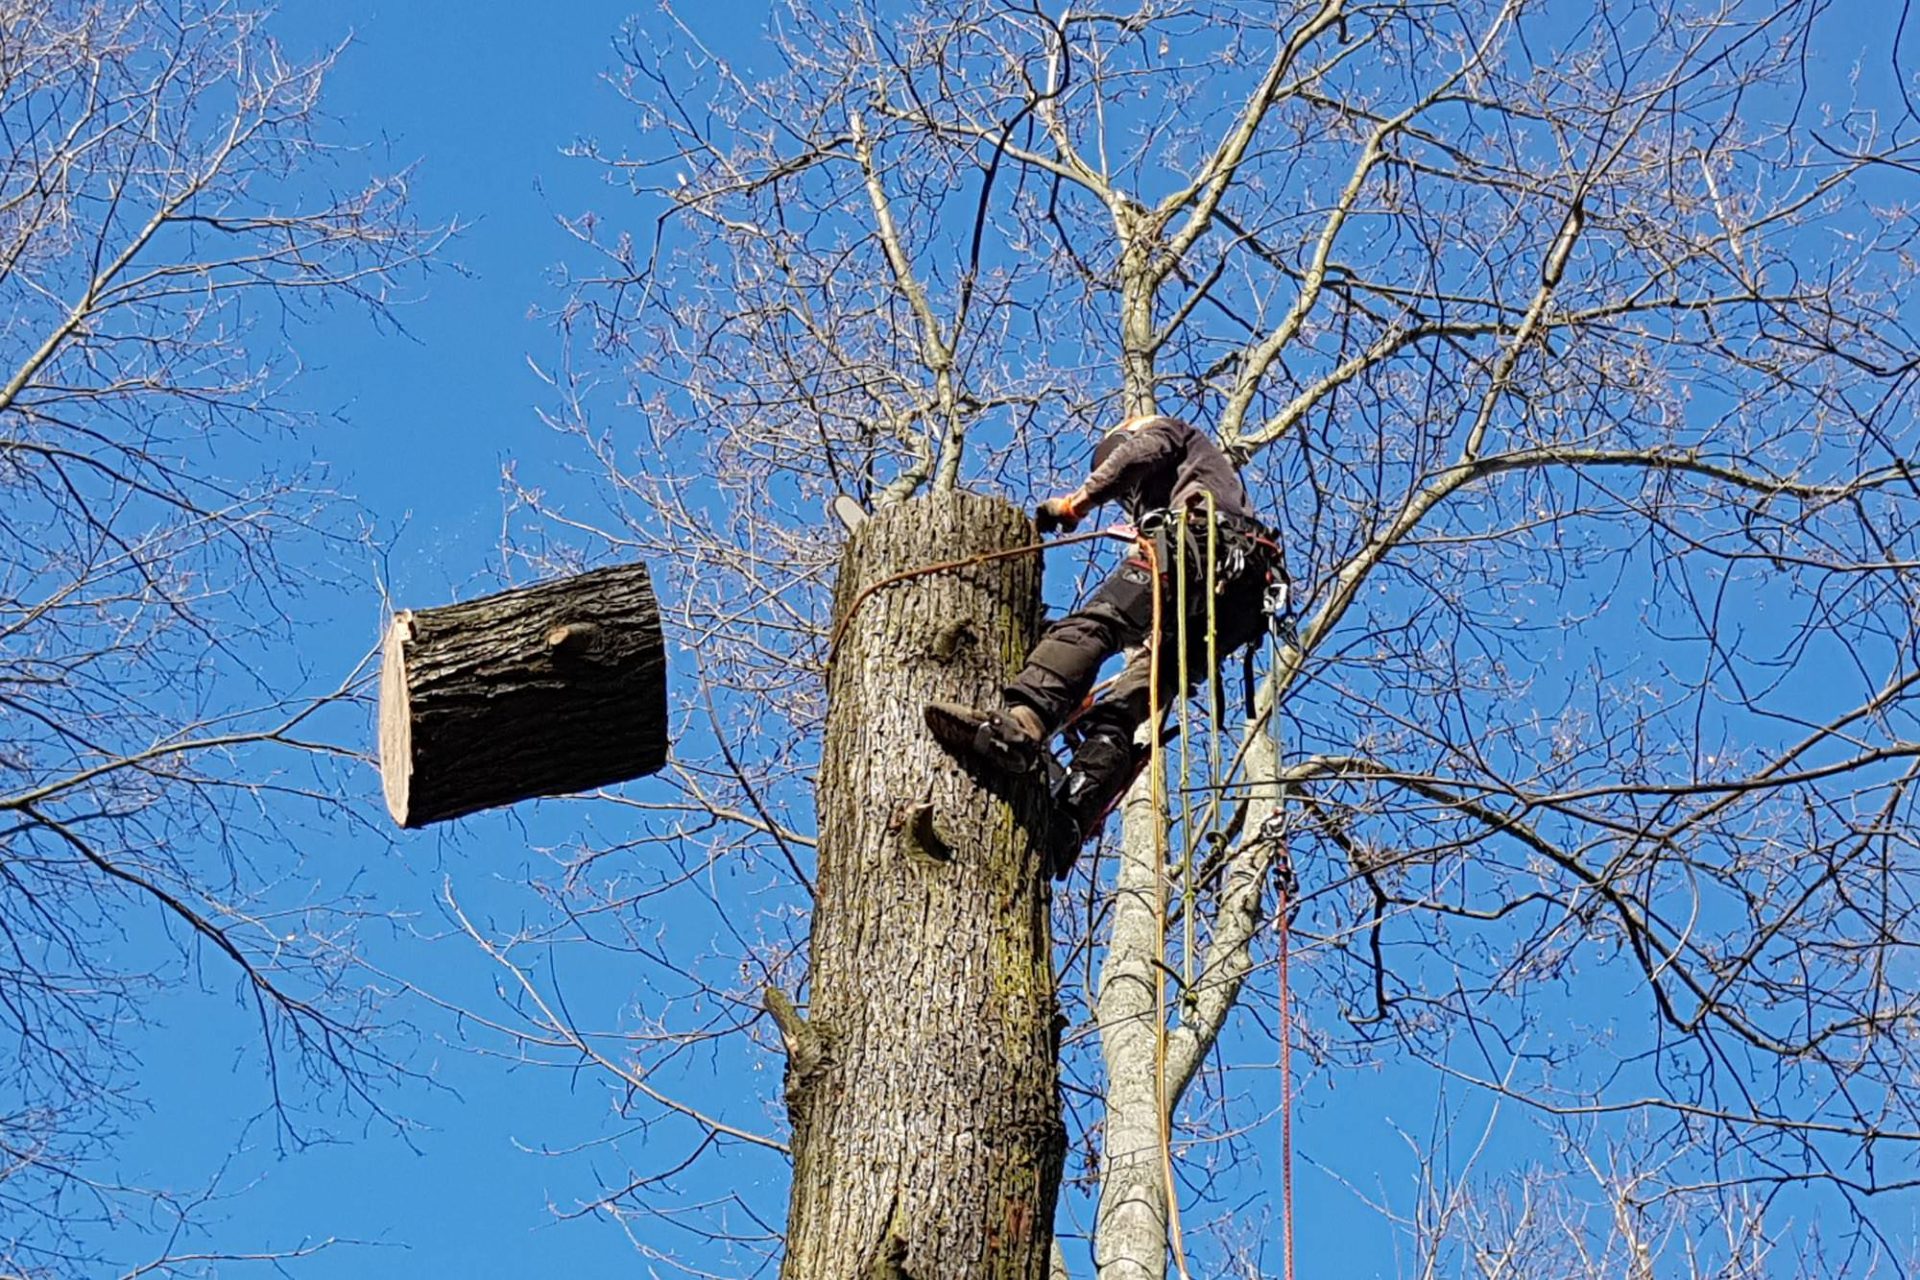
xmin=924 ymin=701 xmax=1045 ymax=778
xmin=1043 ymin=721 xmax=1145 ymax=878
xmin=1042 ymin=778 xmax=1099 ymax=878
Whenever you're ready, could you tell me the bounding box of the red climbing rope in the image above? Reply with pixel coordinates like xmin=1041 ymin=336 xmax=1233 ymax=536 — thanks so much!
xmin=1279 ymin=865 xmax=1295 ymax=1280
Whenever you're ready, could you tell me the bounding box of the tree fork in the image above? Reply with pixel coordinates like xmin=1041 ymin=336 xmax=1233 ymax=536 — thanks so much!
xmin=787 ymin=491 xmax=1064 ymax=1280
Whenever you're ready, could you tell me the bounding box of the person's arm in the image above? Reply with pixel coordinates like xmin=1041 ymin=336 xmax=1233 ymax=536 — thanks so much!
xmin=1036 ymin=418 xmax=1182 ymax=532
xmin=1078 ymin=418 xmax=1180 ymax=510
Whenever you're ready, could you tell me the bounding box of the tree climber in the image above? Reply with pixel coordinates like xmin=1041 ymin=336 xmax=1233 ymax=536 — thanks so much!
xmin=926 ymin=413 xmax=1287 ymax=876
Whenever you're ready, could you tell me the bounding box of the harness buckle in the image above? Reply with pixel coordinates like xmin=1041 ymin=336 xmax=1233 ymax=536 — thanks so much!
xmin=1264 ymin=576 xmax=1299 ymax=647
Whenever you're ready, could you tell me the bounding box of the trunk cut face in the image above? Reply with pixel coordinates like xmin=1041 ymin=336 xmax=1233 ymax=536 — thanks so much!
xmin=377 ymin=562 xmax=668 ymax=828
xmin=786 ymin=491 xmax=1064 ymax=1280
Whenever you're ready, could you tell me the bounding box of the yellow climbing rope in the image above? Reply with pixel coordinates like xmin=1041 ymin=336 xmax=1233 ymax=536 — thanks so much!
xmin=1143 ymin=532 xmax=1193 ymax=1280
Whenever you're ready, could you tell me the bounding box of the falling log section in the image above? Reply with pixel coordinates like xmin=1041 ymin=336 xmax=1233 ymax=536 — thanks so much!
xmin=378 ymin=562 xmax=668 ymax=828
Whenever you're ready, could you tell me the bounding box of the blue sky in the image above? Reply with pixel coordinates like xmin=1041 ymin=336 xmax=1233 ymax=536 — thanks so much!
xmin=69 ymin=2 xmax=1920 ymax=1276
xmin=101 ymin=4 xmax=725 ymax=1275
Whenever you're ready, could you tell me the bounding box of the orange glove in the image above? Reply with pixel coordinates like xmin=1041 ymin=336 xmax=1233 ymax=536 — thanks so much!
xmin=1034 ymin=493 xmax=1084 ymax=534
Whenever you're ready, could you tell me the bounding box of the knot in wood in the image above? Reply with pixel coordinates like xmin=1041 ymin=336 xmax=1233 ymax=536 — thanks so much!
xmin=890 ymin=800 xmax=951 ymax=864
xmin=928 ymin=617 xmax=977 ymax=663
xmin=545 ymin=621 xmax=603 ymax=659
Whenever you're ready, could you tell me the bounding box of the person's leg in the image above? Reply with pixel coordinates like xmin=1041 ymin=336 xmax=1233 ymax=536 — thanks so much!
xmin=1005 ymin=557 xmax=1154 ymax=730
xmin=1046 ymin=564 xmax=1270 ymax=874
xmin=926 ymin=556 xmax=1153 ymax=776
xmin=1043 ymin=685 xmax=1149 ymax=876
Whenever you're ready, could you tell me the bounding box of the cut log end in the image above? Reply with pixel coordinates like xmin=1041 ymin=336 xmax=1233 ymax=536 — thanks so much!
xmin=379 ymin=612 xmax=416 ymax=827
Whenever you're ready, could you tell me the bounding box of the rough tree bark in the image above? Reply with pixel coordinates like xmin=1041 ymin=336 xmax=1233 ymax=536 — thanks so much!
xmin=378 ymin=562 xmax=667 ymax=828
xmin=777 ymin=491 xmax=1064 ymax=1280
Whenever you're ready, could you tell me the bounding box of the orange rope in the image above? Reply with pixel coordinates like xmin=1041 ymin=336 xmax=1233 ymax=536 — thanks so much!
xmin=1142 ymin=535 xmax=1193 ymax=1280
xmin=1269 ymin=611 xmax=1298 ymax=1280
xmin=825 ymin=525 xmax=1115 ymax=661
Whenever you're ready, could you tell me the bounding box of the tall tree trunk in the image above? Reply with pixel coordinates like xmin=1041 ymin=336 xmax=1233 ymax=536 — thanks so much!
xmin=779 ymin=491 xmax=1065 ymax=1280
xmin=1094 ymin=249 xmax=1175 ymax=1280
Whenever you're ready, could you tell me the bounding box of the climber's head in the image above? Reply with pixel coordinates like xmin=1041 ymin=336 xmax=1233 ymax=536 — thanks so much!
xmin=1093 ymin=414 xmax=1165 ymax=470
